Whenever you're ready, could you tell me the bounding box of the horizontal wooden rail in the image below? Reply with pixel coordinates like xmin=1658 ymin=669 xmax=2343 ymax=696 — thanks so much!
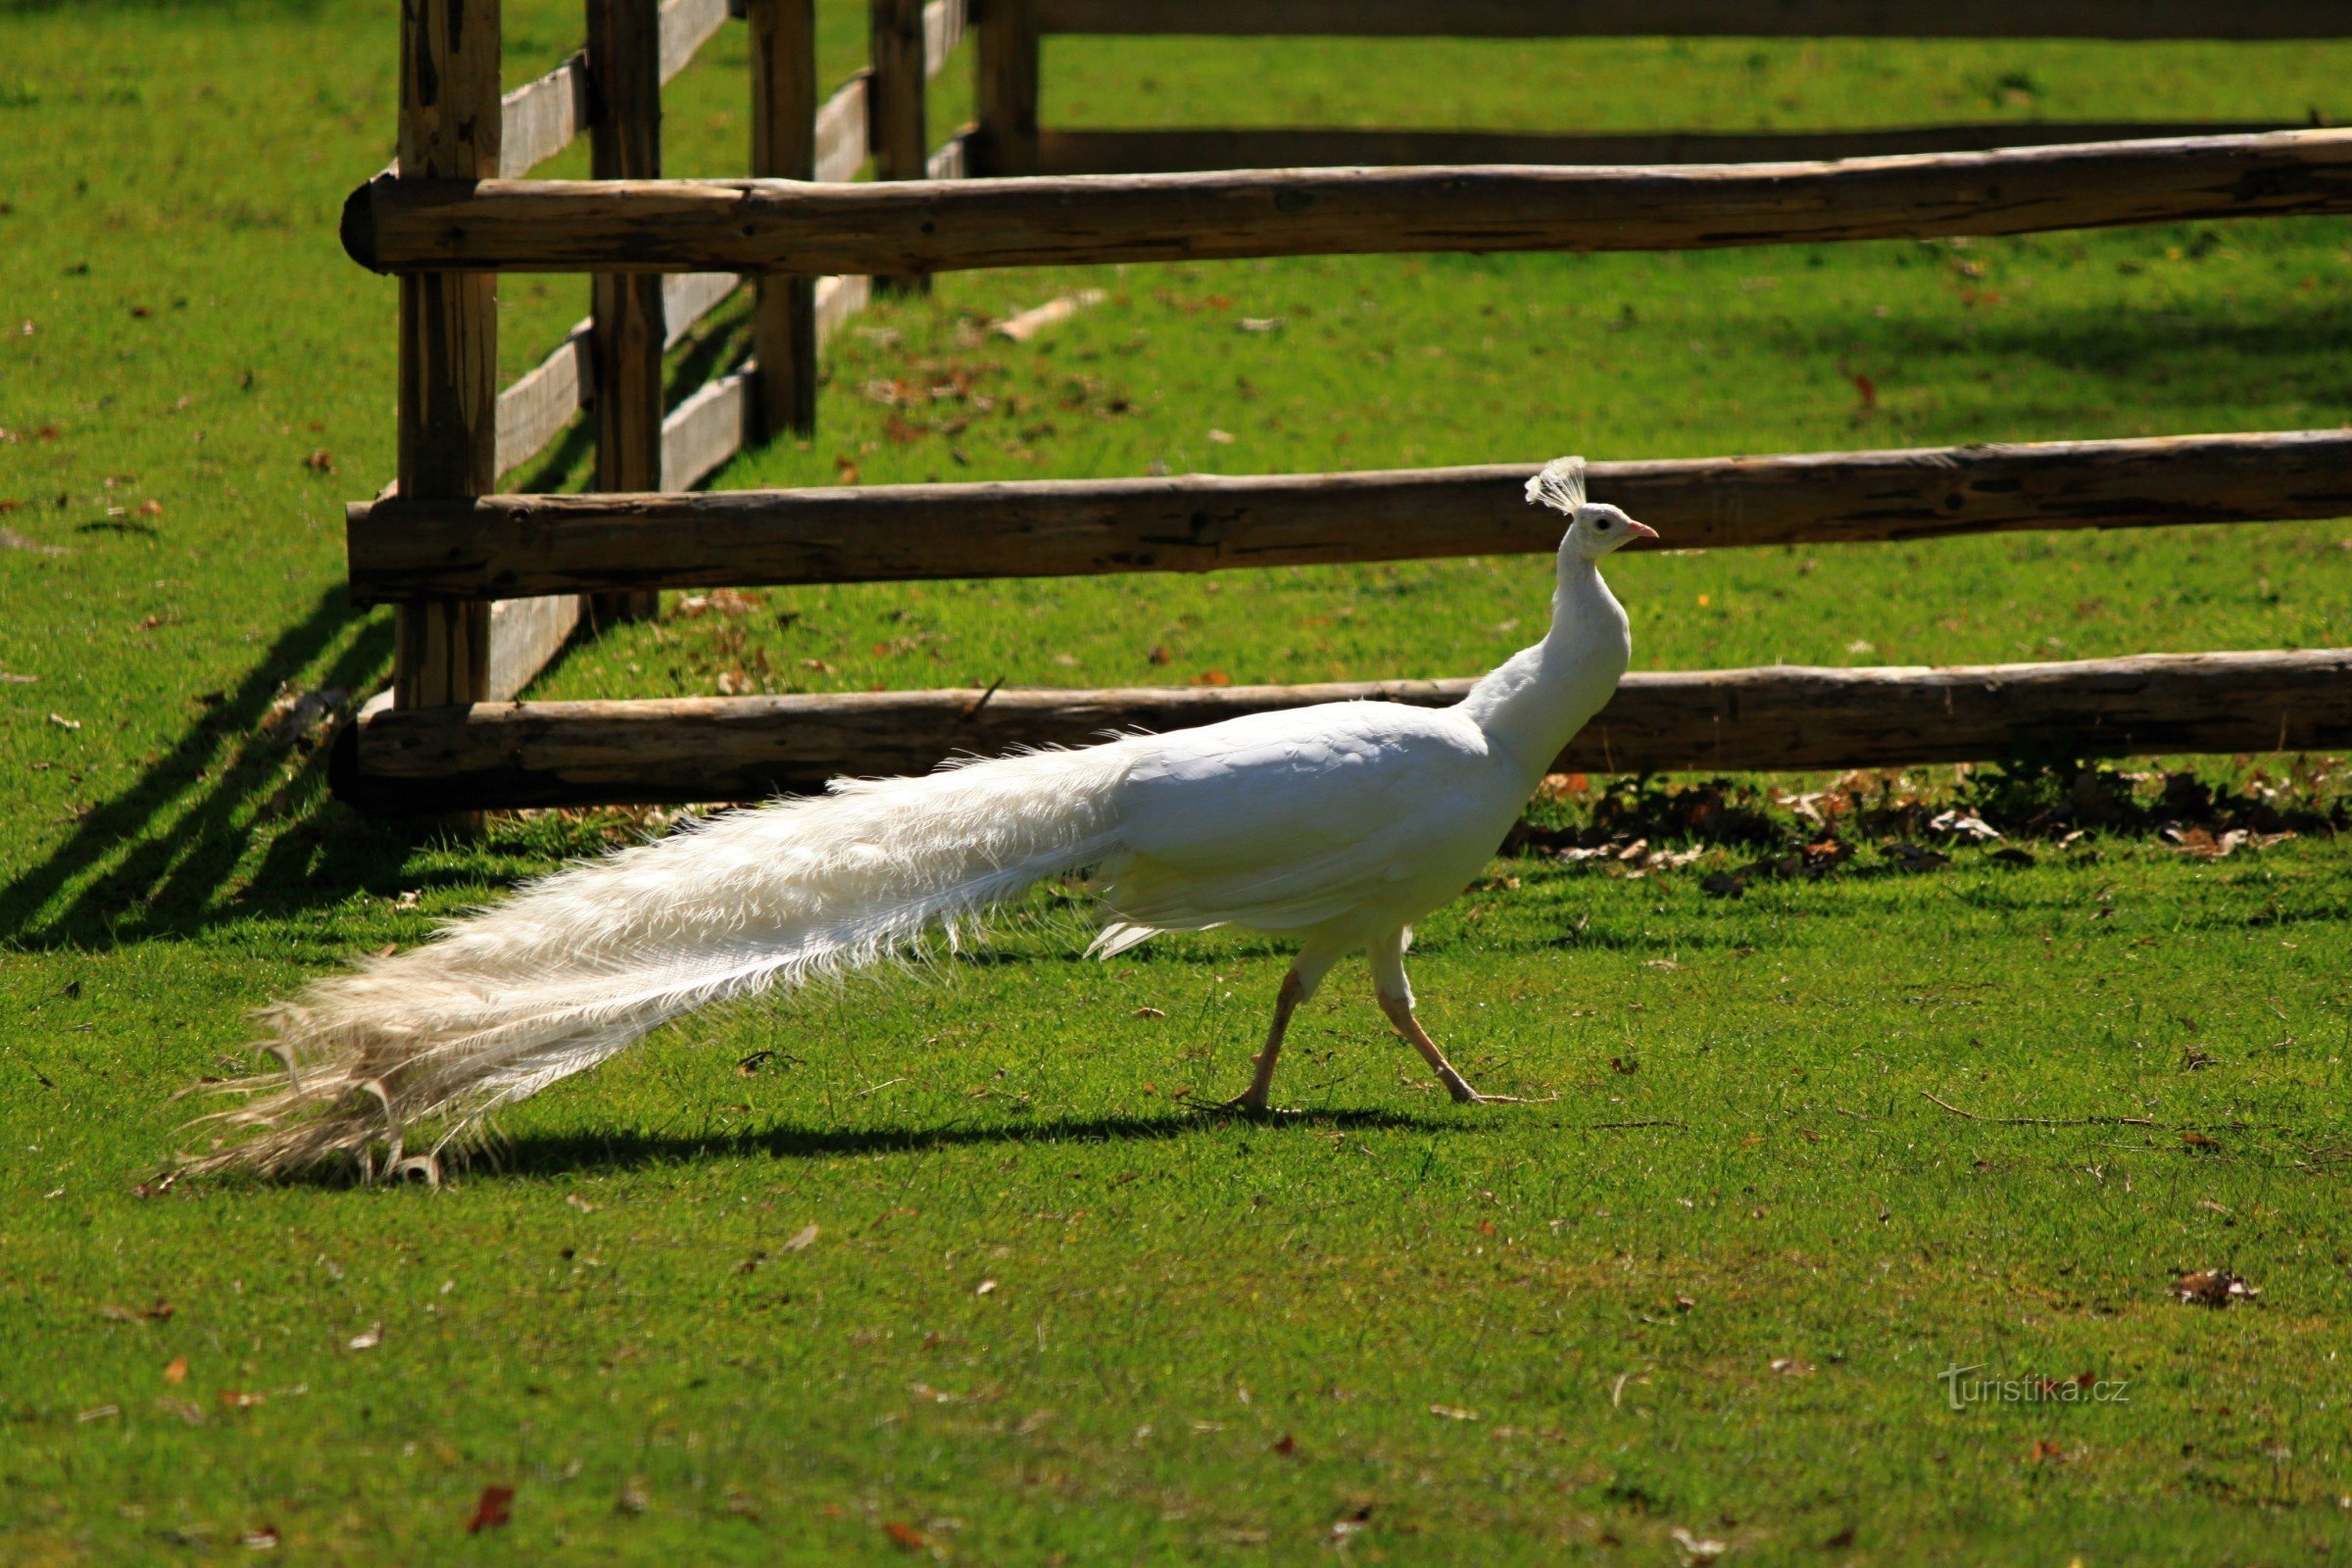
xmin=500 ymin=0 xmax=734 ymax=178
xmin=351 ymin=429 xmax=2352 ymax=601
xmin=1036 ymin=122 xmax=2302 ymax=174
xmin=1036 ymin=0 xmax=2352 ymax=39
xmin=335 ymin=648 xmax=2352 ymax=811
xmin=340 ymin=128 xmax=2352 ymax=275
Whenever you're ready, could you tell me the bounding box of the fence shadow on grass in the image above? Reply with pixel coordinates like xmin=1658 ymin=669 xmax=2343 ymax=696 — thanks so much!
xmin=0 ymin=585 xmax=415 ymax=952
xmin=458 ymin=1105 xmax=1427 ymax=1181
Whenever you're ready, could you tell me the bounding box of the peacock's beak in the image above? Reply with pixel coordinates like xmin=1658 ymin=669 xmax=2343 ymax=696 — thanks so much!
xmin=1625 ymin=519 xmax=1660 ymax=542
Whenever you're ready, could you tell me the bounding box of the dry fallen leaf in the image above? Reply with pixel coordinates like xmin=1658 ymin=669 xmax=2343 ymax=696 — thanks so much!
xmin=466 ymin=1486 xmax=514 ymax=1534
xmin=975 ymin=1278 xmax=999 ymax=1297
xmin=782 ymin=1222 xmax=820 ymax=1252
xmin=1428 ymin=1403 xmax=1480 ymax=1421
xmin=347 ymin=1324 xmax=382 ymax=1351
xmin=163 ymin=1356 xmax=188 ymax=1385
xmin=2172 ymin=1268 xmax=2259 ymax=1307
xmin=1671 ymin=1525 xmax=1728 ymax=1562
xmin=1769 ymin=1356 xmax=1814 ymax=1376
xmin=883 ymin=1519 xmax=930 ymax=1551
xmin=1133 ymin=1005 xmax=1166 ymax=1019
xmin=2031 ymin=1439 xmax=2065 ymax=1464
xmin=240 ymin=1524 xmax=280 ymax=1550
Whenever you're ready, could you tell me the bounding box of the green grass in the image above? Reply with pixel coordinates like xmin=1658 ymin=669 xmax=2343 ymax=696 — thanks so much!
xmin=5 ymin=3 xmax=2352 ymax=1561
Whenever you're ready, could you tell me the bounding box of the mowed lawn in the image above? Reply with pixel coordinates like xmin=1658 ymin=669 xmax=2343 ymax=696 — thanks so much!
xmin=4 ymin=3 xmax=2352 ymax=1562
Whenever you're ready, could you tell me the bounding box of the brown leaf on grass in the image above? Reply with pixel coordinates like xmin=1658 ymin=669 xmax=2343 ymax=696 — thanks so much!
xmin=884 ymin=1520 xmax=930 ymax=1551
xmin=1146 ymin=644 xmax=1171 ymax=665
xmin=2181 ymin=1131 xmax=2221 ymax=1152
xmin=1190 ymin=669 xmax=1232 ymax=687
xmin=163 ymin=1356 xmax=188 ymax=1385
xmin=219 ymin=1390 xmax=267 ymax=1408
xmin=834 ymin=456 xmax=861 ymax=485
xmin=2172 ymin=1268 xmax=2259 ymax=1307
xmin=136 ymin=497 xmax=164 ymax=516
xmin=1271 ymin=1433 xmax=1298 ymax=1455
xmin=782 ymin=1222 xmax=820 ymax=1252
xmin=2030 ymin=1439 xmax=2065 ymax=1464
xmin=1133 ymin=1005 xmax=1167 ymax=1019
xmin=466 ymin=1485 xmax=514 ymax=1534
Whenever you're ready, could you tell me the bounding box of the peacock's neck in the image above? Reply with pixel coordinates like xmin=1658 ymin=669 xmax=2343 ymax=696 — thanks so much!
xmin=1457 ymin=557 xmax=1632 ymax=781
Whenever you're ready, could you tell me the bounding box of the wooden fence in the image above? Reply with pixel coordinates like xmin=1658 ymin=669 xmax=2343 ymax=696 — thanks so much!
xmin=345 ymin=1 xmax=2352 ymax=812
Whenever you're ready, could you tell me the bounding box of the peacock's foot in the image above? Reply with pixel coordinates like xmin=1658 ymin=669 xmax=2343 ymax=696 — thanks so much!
xmin=1206 ymin=1092 xmax=1276 ymax=1115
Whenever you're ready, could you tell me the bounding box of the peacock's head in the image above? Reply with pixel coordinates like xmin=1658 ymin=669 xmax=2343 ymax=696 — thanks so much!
xmin=1524 ymin=455 xmax=1658 ymax=561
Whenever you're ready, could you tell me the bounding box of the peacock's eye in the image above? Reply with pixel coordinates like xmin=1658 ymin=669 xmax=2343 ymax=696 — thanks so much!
xmin=1594 ymin=518 xmax=1611 ymax=530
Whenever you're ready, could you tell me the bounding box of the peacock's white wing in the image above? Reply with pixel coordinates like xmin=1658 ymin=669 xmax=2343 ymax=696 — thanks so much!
xmin=1100 ymin=703 xmax=1503 ymax=939
xmin=1524 ymin=454 xmax=1586 ymax=515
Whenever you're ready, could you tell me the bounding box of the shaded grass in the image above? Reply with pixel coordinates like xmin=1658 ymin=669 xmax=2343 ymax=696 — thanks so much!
xmin=3 ymin=3 xmax=2352 ymax=1562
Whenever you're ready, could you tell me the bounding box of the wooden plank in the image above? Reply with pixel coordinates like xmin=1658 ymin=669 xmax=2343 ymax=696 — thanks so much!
xmin=661 ymin=365 xmax=758 ymax=490
xmin=491 ymin=279 xmax=730 ymax=484
xmin=813 ymin=72 xmax=869 ymax=182
xmin=923 ymin=0 xmax=967 ymax=68
xmin=658 ymin=0 xmax=731 ymax=81
xmin=485 ymin=593 xmax=585 ymax=701
xmin=393 ymin=0 xmax=502 ymax=712
xmin=495 ymin=318 xmax=595 ymax=478
xmin=336 ymin=648 xmax=2352 ymax=811
xmin=815 ymin=271 xmax=869 ymax=341
xmin=1035 ymin=0 xmax=2352 ymax=39
xmin=1037 ymin=121 xmax=2302 ymax=174
xmin=590 ymin=0 xmax=666 ymax=624
xmin=926 ymin=130 xmax=969 ymax=180
xmin=662 ymin=270 xmax=740 ymax=347
xmin=750 ymin=0 xmax=818 ymax=439
xmin=499 ymin=53 xmax=593 ymax=177
xmin=868 ymin=0 xmax=930 ymax=294
xmin=348 ymin=428 xmax=2352 ymax=600
xmin=341 ymin=127 xmax=2352 ymax=275
xmin=974 ymin=0 xmax=1039 ymax=175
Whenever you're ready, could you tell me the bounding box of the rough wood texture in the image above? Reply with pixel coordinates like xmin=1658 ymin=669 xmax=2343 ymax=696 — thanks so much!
xmin=485 ymin=593 xmax=585 ymax=702
xmin=495 ymin=318 xmax=595 ymax=478
xmin=499 ymin=52 xmax=593 ymax=176
xmin=1036 ymin=0 xmax=2352 ymax=38
xmin=348 ymin=428 xmax=2352 ymax=600
xmin=813 ymin=71 xmax=869 ymax=181
xmin=1036 ymin=121 xmax=2300 ymax=174
xmin=394 ymin=0 xmax=502 ymax=710
xmin=342 ymin=128 xmax=2352 ymax=274
xmin=974 ymin=0 xmax=1039 ymax=175
xmin=336 ymin=649 xmax=2352 ymax=811
xmin=750 ymin=0 xmax=818 ymax=438
xmin=868 ymin=0 xmax=930 ymax=294
xmin=589 ymin=0 xmax=666 ymax=623
xmin=662 ymin=365 xmax=757 ymax=490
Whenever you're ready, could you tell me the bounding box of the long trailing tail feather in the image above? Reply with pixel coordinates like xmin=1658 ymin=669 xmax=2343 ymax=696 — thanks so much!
xmin=185 ymin=744 xmax=1138 ymax=1179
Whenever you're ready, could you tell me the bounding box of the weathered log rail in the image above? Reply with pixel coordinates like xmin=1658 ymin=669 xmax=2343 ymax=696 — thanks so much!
xmin=341 ymin=129 xmax=2352 ymax=276
xmin=344 ymin=1 xmax=2352 ymax=812
xmin=335 ymin=650 xmax=2352 ymax=813
xmin=346 ymin=430 xmax=2352 ymax=602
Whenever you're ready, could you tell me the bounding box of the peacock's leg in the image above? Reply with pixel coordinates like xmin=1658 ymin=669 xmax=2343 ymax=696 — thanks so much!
xmin=1370 ymin=929 xmax=1554 ymax=1106
xmin=1214 ymin=949 xmax=1337 ymax=1113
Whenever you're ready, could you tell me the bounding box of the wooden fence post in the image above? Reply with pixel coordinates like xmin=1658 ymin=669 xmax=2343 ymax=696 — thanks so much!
xmin=588 ymin=0 xmax=665 ymax=621
xmin=395 ymin=0 xmax=501 ymax=711
xmin=868 ymin=0 xmax=929 ymax=294
xmin=749 ymin=0 xmax=818 ymax=437
xmin=975 ymin=0 xmax=1039 ymax=175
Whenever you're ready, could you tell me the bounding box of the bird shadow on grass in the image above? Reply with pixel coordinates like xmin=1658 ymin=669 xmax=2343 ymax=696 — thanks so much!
xmin=359 ymin=1106 xmax=1433 ymax=1185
